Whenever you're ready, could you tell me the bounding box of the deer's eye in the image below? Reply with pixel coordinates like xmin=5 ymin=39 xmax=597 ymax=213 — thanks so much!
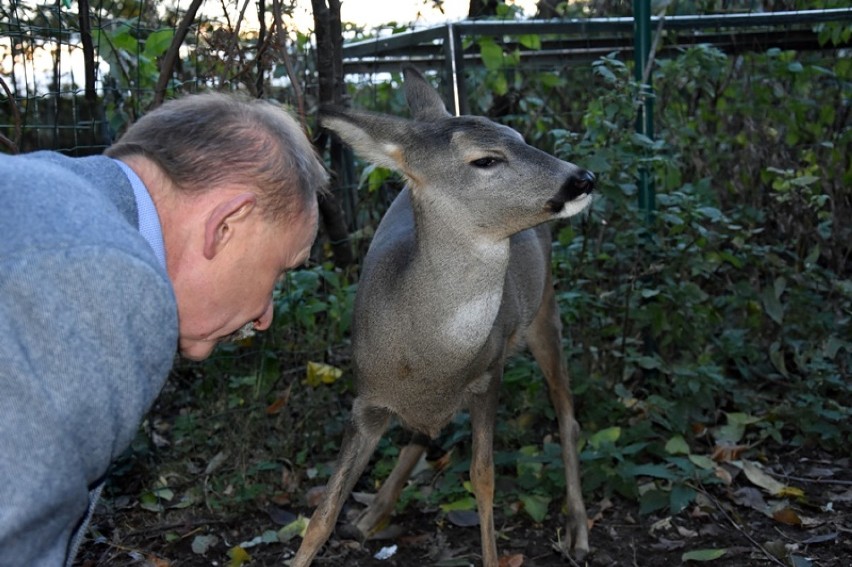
xmin=470 ymin=157 xmax=501 ymax=168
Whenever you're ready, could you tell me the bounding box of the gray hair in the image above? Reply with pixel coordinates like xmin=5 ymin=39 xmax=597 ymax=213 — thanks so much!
xmin=105 ymin=92 xmax=328 ymax=222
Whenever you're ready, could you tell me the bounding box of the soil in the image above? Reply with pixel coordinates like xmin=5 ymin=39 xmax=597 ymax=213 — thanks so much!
xmin=76 ymin=449 xmax=851 ymax=567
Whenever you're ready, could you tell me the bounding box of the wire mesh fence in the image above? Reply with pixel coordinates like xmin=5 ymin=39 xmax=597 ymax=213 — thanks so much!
xmin=0 ymin=0 xmax=317 ymax=155
xmin=3 ymin=2 xmax=850 ymax=153
xmin=2 ymin=1 xmax=850 ymax=245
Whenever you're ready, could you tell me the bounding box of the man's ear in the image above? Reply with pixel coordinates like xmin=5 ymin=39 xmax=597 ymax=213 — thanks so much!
xmin=203 ymin=192 xmax=257 ymax=260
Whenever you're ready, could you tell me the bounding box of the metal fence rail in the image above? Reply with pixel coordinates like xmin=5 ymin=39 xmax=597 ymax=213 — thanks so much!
xmin=342 ymin=8 xmax=852 ymax=115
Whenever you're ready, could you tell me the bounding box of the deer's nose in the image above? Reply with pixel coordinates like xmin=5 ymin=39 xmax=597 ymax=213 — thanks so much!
xmin=570 ymin=169 xmax=596 ymax=195
xmin=555 ymin=169 xmax=596 ymax=205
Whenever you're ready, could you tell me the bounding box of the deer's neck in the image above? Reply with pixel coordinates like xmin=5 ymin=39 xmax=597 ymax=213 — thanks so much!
xmin=407 ymin=203 xmax=511 ymax=352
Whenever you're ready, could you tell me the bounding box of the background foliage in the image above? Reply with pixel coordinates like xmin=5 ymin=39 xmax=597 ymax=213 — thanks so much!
xmin=2 ymin=0 xmax=850 ymax=561
xmin=133 ymin=17 xmax=851 ymax=531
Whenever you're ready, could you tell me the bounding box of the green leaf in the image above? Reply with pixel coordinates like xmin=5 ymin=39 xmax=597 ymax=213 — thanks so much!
xmin=769 ymin=341 xmax=790 ymax=378
xmin=688 ymin=454 xmax=716 ymax=470
xmin=790 ymin=175 xmax=820 ymax=187
xmin=682 ymin=548 xmax=727 ymax=561
xmin=518 ymin=34 xmax=541 ymax=50
xmin=588 ymin=426 xmax=621 ymax=448
xmin=639 ymin=489 xmax=668 ymax=514
xmin=440 ymin=496 xmax=477 ymax=512
xmin=491 ymin=72 xmax=509 ymax=96
xmin=519 ymin=493 xmax=551 ymax=523
xmin=627 ymin=463 xmax=676 ymax=480
xmin=144 ymin=28 xmax=175 ymax=58
xmin=478 ymin=39 xmax=504 ymax=70
xmin=594 ymin=64 xmax=617 ymax=83
xmin=670 ymin=484 xmax=696 ymax=514
xmin=761 ymin=286 xmax=784 ymax=325
xmin=665 ymin=434 xmax=690 ymax=455
xmin=637 ymin=355 xmax=662 ymax=370
xmin=276 ymin=515 xmax=309 ymax=542
xmin=111 ymin=24 xmax=138 ymax=52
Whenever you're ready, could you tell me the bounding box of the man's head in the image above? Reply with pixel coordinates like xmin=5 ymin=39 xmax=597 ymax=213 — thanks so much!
xmin=106 ymin=93 xmax=328 ymax=360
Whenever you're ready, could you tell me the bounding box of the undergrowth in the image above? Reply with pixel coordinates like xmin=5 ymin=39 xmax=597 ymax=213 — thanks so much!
xmin=109 ymin=41 xmax=850 ymax=532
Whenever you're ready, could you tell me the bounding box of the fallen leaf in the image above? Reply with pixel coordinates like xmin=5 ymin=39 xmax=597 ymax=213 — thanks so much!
xmin=730 ymin=487 xmax=768 ymax=511
xmin=832 ymin=488 xmax=852 ymax=502
xmin=777 ymin=485 xmax=805 ymax=499
xmin=305 ymin=361 xmax=343 ymax=387
xmin=369 ymin=523 xmax=406 ymax=540
xmin=227 ymin=546 xmax=251 ymax=567
xmin=305 ymin=485 xmax=327 ymax=508
xmin=771 ymin=506 xmax=802 ymax=526
xmin=710 ymin=443 xmax=748 ymax=462
xmin=191 ymin=534 xmax=218 ymax=555
xmin=433 ymin=450 xmax=454 ymax=472
xmin=690 ymin=422 xmax=708 ymax=437
xmin=763 ymin=539 xmax=788 ymax=560
xmin=790 ymin=556 xmax=813 ymax=567
xmin=204 ymin=451 xmax=228 ymax=475
xmin=800 ymin=532 xmax=837 ymax=545
xmin=265 ymin=386 xmax=291 ymax=415
xmin=266 ymin=504 xmax=299 ymax=526
xmin=498 ymin=553 xmax=524 ymax=567
xmin=649 ymin=517 xmax=672 ymax=535
xmin=681 ymin=548 xmax=727 ymax=561
xmin=676 ymin=525 xmax=698 ymax=538
xmin=651 ymin=537 xmax=685 ymax=551
xmin=277 ymin=515 xmax=309 ymax=542
xmin=446 ymin=510 xmax=480 ymax=527
xmin=741 ymin=460 xmax=787 ymax=495
xmin=713 ymin=465 xmax=733 ymax=485
xmin=351 ymin=491 xmax=376 ymax=506
xmin=803 ymin=466 xmax=835 ymax=478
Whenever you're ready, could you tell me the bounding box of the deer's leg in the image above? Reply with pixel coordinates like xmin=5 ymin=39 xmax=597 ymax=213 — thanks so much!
xmin=527 ymin=279 xmax=590 ymax=559
xmin=351 ymin=433 xmax=428 ymax=538
xmin=292 ymin=400 xmax=391 ymax=567
xmin=469 ymin=370 xmax=502 ymax=567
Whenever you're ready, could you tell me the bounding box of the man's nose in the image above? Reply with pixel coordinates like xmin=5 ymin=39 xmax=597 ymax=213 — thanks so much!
xmin=253 ymin=301 xmax=274 ymax=331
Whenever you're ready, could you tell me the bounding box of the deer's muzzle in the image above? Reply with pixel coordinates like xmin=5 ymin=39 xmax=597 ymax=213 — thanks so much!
xmin=546 ymin=169 xmax=596 ymax=213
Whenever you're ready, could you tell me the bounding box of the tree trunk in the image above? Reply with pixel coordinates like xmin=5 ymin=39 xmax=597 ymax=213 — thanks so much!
xmin=312 ymin=0 xmax=355 ymax=269
xmin=468 ymin=0 xmax=498 ymax=18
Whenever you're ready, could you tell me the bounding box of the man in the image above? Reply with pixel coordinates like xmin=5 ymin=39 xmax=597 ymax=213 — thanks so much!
xmin=0 ymin=92 xmax=328 ymax=565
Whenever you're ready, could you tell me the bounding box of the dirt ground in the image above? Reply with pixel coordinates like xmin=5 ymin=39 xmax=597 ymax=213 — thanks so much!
xmin=76 ymin=448 xmax=850 ymax=567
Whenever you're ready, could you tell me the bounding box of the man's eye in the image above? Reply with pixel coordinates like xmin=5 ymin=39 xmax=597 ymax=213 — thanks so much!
xmin=470 ymin=157 xmax=501 ymax=168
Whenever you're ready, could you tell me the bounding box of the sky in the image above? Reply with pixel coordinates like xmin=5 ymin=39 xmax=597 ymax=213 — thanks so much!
xmin=1 ymin=0 xmax=539 ymax=94
xmin=289 ymin=0 xmax=538 ymax=30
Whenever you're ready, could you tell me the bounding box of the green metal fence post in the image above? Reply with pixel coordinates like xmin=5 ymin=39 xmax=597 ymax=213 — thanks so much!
xmin=633 ymin=0 xmax=655 ymax=223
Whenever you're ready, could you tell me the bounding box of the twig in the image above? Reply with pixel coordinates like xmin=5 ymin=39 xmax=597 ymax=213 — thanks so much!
xmin=764 ymin=471 xmax=852 ymax=486
xmin=272 ymin=0 xmax=307 ymax=127
xmin=127 ymin=517 xmax=233 ymax=537
xmin=153 ymin=0 xmax=204 ymax=107
xmin=698 ymin=485 xmax=787 ymax=567
xmin=0 ymin=75 xmax=21 ymax=153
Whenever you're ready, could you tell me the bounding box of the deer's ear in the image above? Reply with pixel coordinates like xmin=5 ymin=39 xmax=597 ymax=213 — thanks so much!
xmin=320 ymin=107 xmax=407 ymax=171
xmin=403 ymin=65 xmax=451 ymax=121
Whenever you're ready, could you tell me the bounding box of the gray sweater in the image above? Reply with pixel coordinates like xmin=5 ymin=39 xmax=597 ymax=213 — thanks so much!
xmin=0 ymin=152 xmax=178 ymax=565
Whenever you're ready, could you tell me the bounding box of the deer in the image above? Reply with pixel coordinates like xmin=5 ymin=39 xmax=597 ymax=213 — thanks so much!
xmin=292 ymin=66 xmax=595 ymax=567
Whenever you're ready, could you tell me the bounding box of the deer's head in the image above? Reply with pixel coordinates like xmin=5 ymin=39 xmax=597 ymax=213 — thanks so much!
xmin=320 ymin=66 xmax=594 ymax=239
